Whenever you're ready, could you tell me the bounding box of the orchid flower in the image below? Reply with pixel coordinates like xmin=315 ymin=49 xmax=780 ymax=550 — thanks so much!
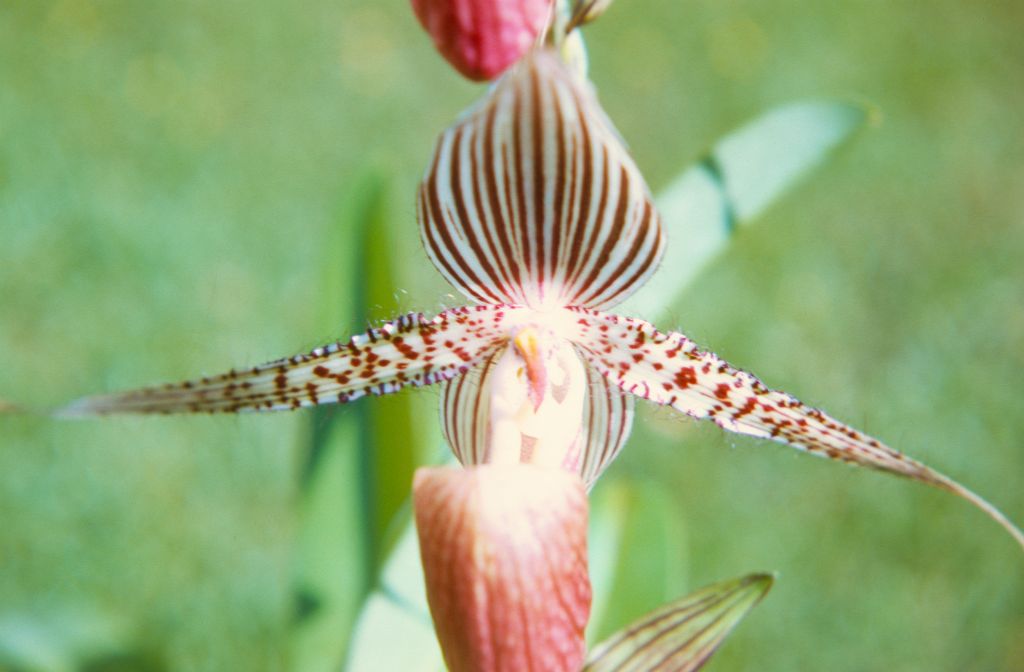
xmin=61 ymin=49 xmax=1024 ymax=554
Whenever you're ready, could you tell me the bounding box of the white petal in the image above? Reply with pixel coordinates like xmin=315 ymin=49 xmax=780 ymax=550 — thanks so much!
xmin=569 ymin=307 xmax=1024 ymax=550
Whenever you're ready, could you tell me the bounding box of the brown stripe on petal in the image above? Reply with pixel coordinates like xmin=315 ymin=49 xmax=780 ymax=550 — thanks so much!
xmin=483 ymin=103 xmax=522 ymax=293
xmin=417 ymin=49 xmax=664 ymax=310
xmin=425 ymin=148 xmax=503 ymax=305
xmin=563 ymin=100 xmax=595 ymax=289
xmin=570 ymin=165 xmax=630 ymax=306
xmin=469 ymin=116 xmax=515 ymax=299
xmin=512 ymin=74 xmax=532 ymax=300
xmin=449 ymin=128 xmax=506 ymax=301
xmin=581 ymin=197 xmax=663 ymax=308
xmin=529 ymin=63 xmax=546 ymax=292
xmin=550 ymin=76 xmax=568 ymax=296
xmin=566 ymin=148 xmax=612 ymax=299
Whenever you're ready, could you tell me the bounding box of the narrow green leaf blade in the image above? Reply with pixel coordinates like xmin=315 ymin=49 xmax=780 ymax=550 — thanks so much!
xmin=290 ymin=174 xmax=385 ymax=672
xmin=714 ymin=100 xmax=872 ymax=221
xmin=583 ymin=573 xmax=774 ymax=672
xmin=357 ymin=178 xmax=435 ymax=565
xmin=624 ymin=100 xmax=873 ymax=318
xmin=587 ymin=480 xmax=688 ymax=644
xmin=344 ymin=512 xmax=445 ymax=672
xmin=0 ymin=606 xmax=160 ymax=671
xmin=290 ymin=411 xmax=370 ymax=672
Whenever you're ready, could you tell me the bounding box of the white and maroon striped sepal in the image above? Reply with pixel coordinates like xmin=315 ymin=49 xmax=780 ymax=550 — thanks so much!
xmin=419 ymin=49 xmax=665 ymax=311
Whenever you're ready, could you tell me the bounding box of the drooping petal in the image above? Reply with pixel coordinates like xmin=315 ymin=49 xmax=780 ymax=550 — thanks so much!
xmin=439 ymin=341 xmax=632 ymax=487
xmin=569 ymin=307 xmax=1024 ymax=550
xmin=413 ymin=464 xmax=591 ymax=672
xmin=583 ymin=573 xmax=773 ymax=672
xmin=575 ymin=358 xmax=633 ymax=487
xmin=440 ymin=349 xmax=500 ymax=467
xmin=410 ymin=0 xmax=554 ymax=81
xmin=419 ymin=49 xmax=665 ymax=311
xmin=60 ymin=305 xmax=519 ymax=416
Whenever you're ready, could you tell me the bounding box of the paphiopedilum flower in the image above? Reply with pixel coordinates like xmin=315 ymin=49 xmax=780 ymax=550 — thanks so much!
xmin=61 ymin=50 xmax=1024 ymax=556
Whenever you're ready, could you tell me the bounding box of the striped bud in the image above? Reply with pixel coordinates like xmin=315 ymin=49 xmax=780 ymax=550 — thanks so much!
xmin=410 ymin=0 xmax=555 ymax=80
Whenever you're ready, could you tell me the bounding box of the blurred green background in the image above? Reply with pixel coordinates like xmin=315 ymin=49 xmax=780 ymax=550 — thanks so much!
xmin=2 ymin=0 xmax=1023 ymax=670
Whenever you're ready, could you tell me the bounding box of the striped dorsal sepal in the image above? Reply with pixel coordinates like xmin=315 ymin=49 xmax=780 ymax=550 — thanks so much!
xmin=60 ymin=305 xmax=519 ymax=416
xmin=567 ymin=306 xmax=1024 ymax=549
xmin=419 ymin=49 xmax=665 ymax=311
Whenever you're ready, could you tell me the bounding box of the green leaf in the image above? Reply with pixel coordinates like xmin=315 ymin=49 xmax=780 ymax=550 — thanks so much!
xmin=290 ymin=174 xmax=389 ymax=672
xmin=583 ymin=573 xmax=774 ymax=672
xmin=344 ymin=512 xmax=445 ymax=672
xmin=355 ymin=178 xmax=434 ymax=564
xmin=587 ymin=479 xmax=688 ymax=643
xmin=290 ymin=411 xmax=370 ymax=672
xmin=623 ymin=99 xmax=875 ymax=318
xmin=0 ymin=606 xmax=163 ymax=671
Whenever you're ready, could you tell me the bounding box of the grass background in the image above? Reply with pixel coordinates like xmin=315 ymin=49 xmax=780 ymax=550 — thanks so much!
xmin=2 ymin=0 xmax=1023 ymax=670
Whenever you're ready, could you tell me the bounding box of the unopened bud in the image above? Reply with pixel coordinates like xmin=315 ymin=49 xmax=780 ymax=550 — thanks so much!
xmin=410 ymin=0 xmax=555 ymax=81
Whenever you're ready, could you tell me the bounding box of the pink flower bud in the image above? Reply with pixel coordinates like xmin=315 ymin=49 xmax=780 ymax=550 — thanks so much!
xmin=410 ymin=0 xmax=554 ymax=81
xmin=413 ymin=464 xmax=591 ymax=672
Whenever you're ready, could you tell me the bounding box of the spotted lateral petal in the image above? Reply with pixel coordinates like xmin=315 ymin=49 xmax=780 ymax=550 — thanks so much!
xmin=569 ymin=307 xmax=1024 ymax=550
xmin=583 ymin=573 xmax=773 ymax=672
xmin=419 ymin=49 xmax=665 ymax=311
xmin=440 ymin=346 xmax=632 ymax=488
xmin=60 ymin=305 xmax=517 ymax=416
